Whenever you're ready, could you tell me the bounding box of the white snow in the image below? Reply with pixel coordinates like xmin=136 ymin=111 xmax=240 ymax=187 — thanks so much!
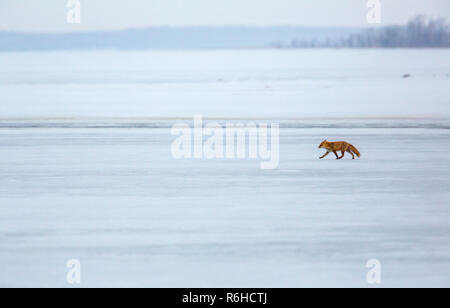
xmin=0 ymin=123 xmax=449 ymax=287
xmin=0 ymin=49 xmax=449 ymax=119
xmin=0 ymin=49 xmax=450 ymax=287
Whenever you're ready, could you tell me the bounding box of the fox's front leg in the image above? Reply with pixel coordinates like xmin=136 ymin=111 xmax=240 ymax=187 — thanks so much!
xmin=320 ymin=151 xmax=330 ymax=159
xmin=333 ymin=151 xmax=339 ymax=159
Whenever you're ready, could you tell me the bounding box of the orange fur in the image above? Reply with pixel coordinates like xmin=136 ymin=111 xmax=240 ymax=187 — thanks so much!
xmin=318 ymin=140 xmax=361 ymax=160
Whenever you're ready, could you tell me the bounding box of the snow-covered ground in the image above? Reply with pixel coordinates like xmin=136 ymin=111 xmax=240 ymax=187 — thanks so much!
xmin=0 ymin=50 xmax=449 ymax=287
xmin=0 ymin=49 xmax=449 ymax=119
xmin=0 ymin=121 xmax=449 ymax=287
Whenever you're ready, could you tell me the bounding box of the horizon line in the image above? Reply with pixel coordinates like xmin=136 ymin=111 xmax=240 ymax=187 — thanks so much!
xmin=0 ymin=24 xmax=395 ymax=35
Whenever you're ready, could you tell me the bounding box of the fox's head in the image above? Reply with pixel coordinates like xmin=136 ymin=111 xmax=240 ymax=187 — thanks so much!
xmin=318 ymin=140 xmax=328 ymax=149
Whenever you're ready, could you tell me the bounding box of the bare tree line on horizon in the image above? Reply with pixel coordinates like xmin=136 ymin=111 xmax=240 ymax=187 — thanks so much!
xmin=274 ymin=16 xmax=450 ymax=48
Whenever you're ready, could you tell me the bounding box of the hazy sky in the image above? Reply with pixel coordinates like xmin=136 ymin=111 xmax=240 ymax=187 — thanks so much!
xmin=0 ymin=0 xmax=449 ymax=32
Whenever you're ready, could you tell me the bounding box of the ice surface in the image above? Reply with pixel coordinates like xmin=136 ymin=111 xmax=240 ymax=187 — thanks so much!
xmin=0 ymin=122 xmax=449 ymax=287
xmin=0 ymin=49 xmax=449 ymax=119
xmin=0 ymin=49 xmax=449 ymax=287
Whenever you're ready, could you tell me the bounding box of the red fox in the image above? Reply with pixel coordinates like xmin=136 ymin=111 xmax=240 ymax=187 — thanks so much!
xmin=318 ymin=140 xmax=360 ymax=160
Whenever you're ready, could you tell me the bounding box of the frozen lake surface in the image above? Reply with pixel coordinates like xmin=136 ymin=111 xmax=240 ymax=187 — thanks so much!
xmin=0 ymin=49 xmax=449 ymax=119
xmin=0 ymin=120 xmax=449 ymax=287
xmin=0 ymin=49 xmax=449 ymax=287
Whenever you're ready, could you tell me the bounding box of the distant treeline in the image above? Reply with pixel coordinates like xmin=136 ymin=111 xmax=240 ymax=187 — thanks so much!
xmin=275 ymin=16 xmax=450 ymax=48
xmin=1 ymin=16 xmax=448 ymax=51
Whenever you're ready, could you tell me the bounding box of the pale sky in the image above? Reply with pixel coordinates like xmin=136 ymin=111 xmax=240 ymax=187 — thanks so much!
xmin=0 ymin=0 xmax=449 ymax=32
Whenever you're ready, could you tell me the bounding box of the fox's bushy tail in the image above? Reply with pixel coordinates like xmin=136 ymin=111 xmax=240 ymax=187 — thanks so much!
xmin=349 ymin=144 xmax=360 ymax=157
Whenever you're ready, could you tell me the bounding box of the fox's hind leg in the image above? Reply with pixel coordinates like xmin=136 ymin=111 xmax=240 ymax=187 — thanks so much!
xmin=347 ymin=150 xmax=355 ymax=159
xmin=337 ymin=151 xmax=345 ymax=160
